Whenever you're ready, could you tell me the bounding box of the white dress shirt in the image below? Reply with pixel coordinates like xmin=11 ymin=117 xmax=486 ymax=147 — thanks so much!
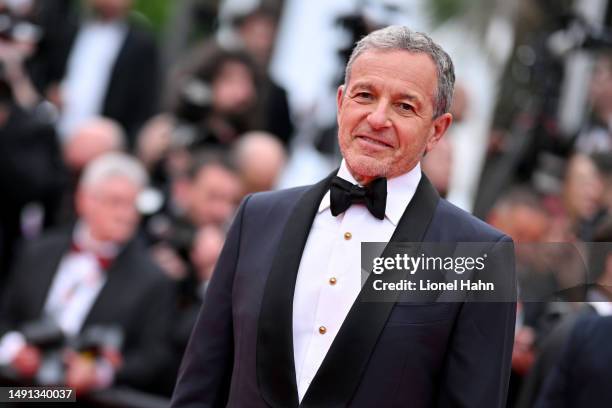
xmin=58 ymin=20 xmax=127 ymax=139
xmin=43 ymin=254 xmax=107 ymax=337
xmin=292 ymin=160 xmax=421 ymax=401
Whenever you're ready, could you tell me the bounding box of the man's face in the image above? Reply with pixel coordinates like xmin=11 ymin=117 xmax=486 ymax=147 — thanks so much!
xmin=337 ymin=49 xmax=452 ymax=183
xmin=76 ymin=176 xmax=141 ymax=243
xmin=188 ymin=165 xmax=243 ymax=227
xmin=564 ymin=155 xmax=604 ymax=220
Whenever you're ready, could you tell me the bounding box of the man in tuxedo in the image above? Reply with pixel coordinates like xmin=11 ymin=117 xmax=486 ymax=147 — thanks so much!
xmin=0 ymin=152 xmax=174 ymax=395
xmin=56 ymin=0 xmax=159 ymax=147
xmin=171 ymin=26 xmax=516 ymax=407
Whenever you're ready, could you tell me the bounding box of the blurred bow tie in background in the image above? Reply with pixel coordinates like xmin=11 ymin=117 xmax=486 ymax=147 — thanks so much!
xmin=70 ymin=241 xmax=115 ymax=270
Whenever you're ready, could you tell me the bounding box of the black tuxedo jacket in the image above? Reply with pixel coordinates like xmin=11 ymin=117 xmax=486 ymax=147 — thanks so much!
xmin=171 ymin=173 xmax=516 ymax=407
xmin=0 ymin=105 xmax=66 ymax=277
xmin=0 ymin=227 xmax=174 ymax=390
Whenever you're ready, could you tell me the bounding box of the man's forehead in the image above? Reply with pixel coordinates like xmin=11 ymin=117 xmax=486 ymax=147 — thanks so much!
xmin=348 ymin=79 xmax=423 ymax=102
xmin=352 ymin=48 xmax=436 ymax=67
xmin=196 ymin=163 xmax=236 ymax=180
xmin=347 ymin=50 xmax=438 ymax=101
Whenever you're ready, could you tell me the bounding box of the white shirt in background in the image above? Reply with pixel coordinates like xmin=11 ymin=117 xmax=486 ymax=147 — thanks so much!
xmin=57 ymin=20 xmax=127 ymax=139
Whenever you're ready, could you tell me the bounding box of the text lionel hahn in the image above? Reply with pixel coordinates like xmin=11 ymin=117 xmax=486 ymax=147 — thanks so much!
xmin=372 ymin=279 xmax=495 ymax=291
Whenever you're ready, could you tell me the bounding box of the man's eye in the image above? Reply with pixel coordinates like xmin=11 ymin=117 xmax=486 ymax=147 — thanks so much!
xmin=355 ymin=92 xmax=373 ymax=100
xmin=398 ymin=103 xmax=413 ymax=112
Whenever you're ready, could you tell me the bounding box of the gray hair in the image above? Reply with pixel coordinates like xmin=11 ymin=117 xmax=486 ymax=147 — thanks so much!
xmin=344 ymin=25 xmax=455 ymax=118
xmin=79 ymin=152 xmax=149 ymax=190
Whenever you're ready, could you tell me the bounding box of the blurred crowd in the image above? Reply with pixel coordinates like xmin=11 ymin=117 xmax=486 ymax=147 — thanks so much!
xmin=0 ymin=0 xmax=610 ymax=406
xmin=0 ymin=0 xmax=289 ymax=400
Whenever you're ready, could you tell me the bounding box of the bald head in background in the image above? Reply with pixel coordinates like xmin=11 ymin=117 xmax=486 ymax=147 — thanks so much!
xmin=233 ymin=131 xmax=286 ymax=194
xmin=64 ymin=117 xmax=126 ymax=173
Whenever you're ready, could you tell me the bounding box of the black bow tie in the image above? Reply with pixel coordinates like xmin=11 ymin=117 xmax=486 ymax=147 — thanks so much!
xmin=330 ymin=176 xmax=387 ymax=220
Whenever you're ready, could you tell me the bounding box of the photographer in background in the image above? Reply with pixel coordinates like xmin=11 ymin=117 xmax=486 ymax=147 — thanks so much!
xmin=161 ymin=224 xmax=226 ymax=395
xmin=0 ymin=1 xmax=66 ymax=283
xmin=0 ymin=153 xmax=174 ymax=395
xmin=142 ymin=152 xmax=242 ymax=394
xmin=134 ymin=45 xmax=260 ymax=197
xmin=169 ymin=44 xmax=260 ymax=148
xmin=231 ymin=6 xmax=294 ymax=146
xmin=146 ymin=151 xmax=243 ymax=281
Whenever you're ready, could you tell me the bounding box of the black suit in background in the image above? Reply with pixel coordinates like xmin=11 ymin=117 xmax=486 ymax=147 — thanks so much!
xmin=515 ymin=304 xmax=597 ymax=408
xmin=56 ymin=19 xmax=160 ymax=148
xmin=100 ymin=24 xmax=160 ymax=147
xmin=0 ymin=227 xmax=175 ymax=392
xmin=171 ymin=173 xmax=516 ymax=407
xmin=535 ymin=315 xmax=612 ymax=408
xmin=0 ymin=104 xmax=66 ymax=283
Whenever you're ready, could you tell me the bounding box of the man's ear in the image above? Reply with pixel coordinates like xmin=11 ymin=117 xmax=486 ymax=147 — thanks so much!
xmin=336 ymin=85 xmax=345 ymax=120
xmin=425 ymin=112 xmax=453 ymax=154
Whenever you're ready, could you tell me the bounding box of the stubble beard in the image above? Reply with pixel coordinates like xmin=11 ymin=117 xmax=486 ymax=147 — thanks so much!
xmin=344 ymin=153 xmax=392 ymax=185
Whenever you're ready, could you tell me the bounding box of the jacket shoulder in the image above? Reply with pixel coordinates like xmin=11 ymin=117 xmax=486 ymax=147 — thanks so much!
xmin=15 ymin=226 xmax=72 ymax=256
xmin=433 ymin=199 xmax=510 ymax=242
xmin=244 ymin=185 xmax=312 ymax=213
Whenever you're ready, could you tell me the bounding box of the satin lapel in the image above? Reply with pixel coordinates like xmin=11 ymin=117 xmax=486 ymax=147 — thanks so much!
xmin=257 ymin=174 xmax=336 ymax=408
xmin=301 ymin=174 xmax=440 ymax=407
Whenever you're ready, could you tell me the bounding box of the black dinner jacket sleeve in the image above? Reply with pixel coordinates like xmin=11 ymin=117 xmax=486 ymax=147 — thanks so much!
xmin=170 ymin=195 xmax=251 ymax=407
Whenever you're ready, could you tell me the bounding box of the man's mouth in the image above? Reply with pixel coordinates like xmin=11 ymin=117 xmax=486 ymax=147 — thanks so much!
xmin=355 ymin=135 xmax=393 ymax=148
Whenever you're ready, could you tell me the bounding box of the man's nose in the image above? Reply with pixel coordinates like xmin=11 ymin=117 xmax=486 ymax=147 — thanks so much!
xmin=366 ymin=101 xmax=391 ymax=129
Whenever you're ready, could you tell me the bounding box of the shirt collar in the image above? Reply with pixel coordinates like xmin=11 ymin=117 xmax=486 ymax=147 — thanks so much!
xmin=319 ymin=159 xmax=422 ymax=226
xmin=73 ymin=221 xmax=120 ymax=259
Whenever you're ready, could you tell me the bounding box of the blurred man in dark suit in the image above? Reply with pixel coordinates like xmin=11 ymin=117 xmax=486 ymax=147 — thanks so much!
xmin=0 ymin=65 xmax=65 ymax=284
xmin=0 ymin=152 xmax=173 ymax=395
